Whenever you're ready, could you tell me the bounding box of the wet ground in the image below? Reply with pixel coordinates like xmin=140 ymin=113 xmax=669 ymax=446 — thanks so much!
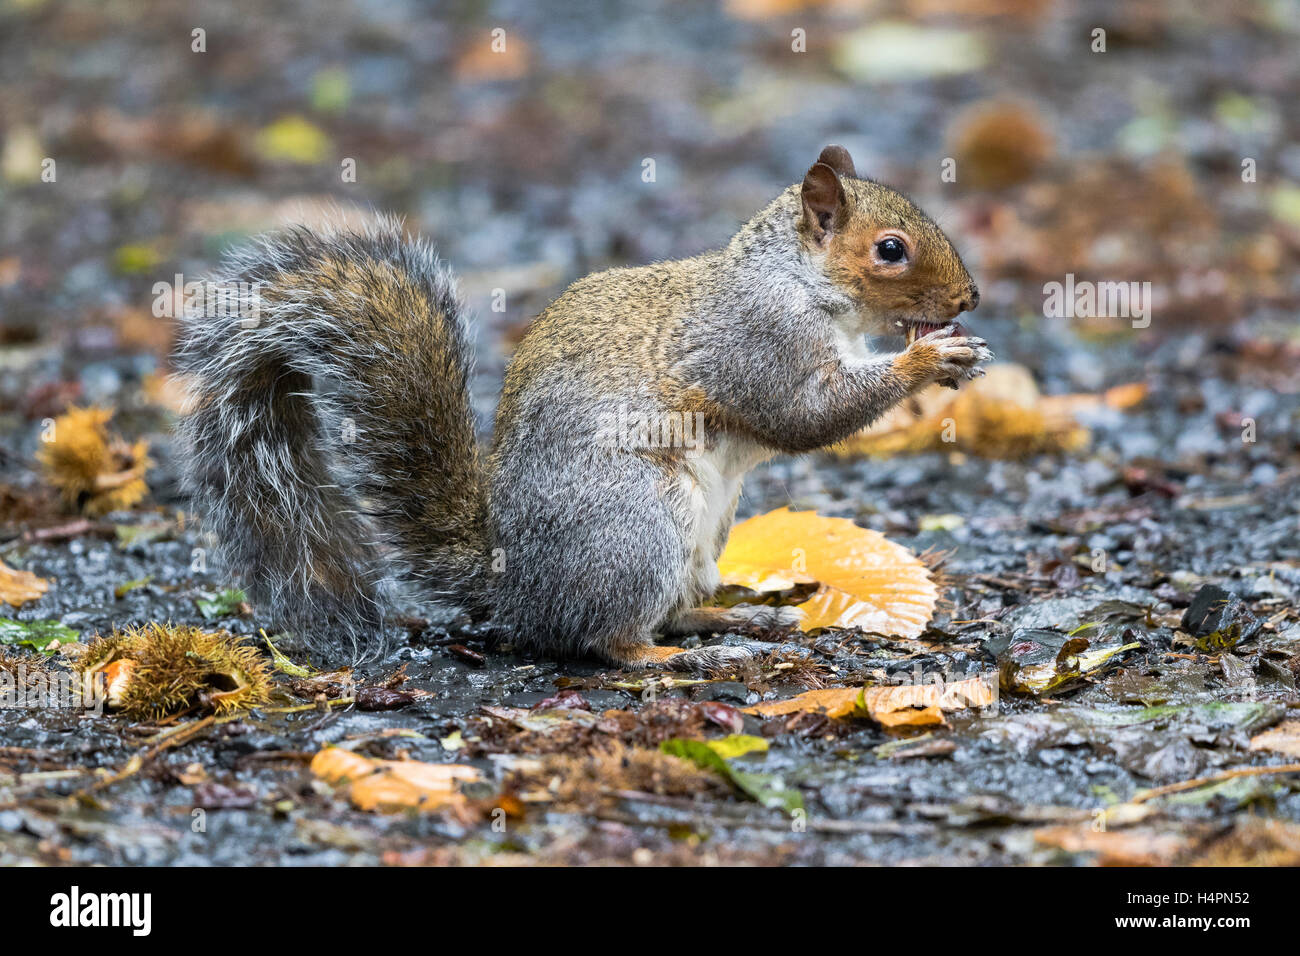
xmin=2 ymin=0 xmax=1300 ymax=864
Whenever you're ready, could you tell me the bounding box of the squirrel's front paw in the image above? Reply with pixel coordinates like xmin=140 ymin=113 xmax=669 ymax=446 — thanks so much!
xmin=908 ymin=324 xmax=993 ymax=388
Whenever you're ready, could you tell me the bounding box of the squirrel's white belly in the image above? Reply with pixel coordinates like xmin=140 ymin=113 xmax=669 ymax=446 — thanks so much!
xmin=681 ymin=435 xmax=771 ymax=599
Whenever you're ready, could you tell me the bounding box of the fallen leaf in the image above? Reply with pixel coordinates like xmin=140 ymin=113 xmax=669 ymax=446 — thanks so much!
xmin=745 ymin=673 xmax=996 ymax=726
xmin=833 ymin=365 xmax=1145 ymax=460
xmin=479 ymin=704 xmax=602 ymax=734
xmin=355 ymin=686 xmax=417 ymax=710
xmin=255 ymin=115 xmax=331 ymax=165
xmin=0 ymin=560 xmax=49 ymax=607
xmin=113 ymin=575 xmax=152 ymax=600
xmin=704 ymin=734 xmax=769 ymax=759
xmin=744 ymin=686 xmax=864 ymax=720
xmin=1 ymin=126 xmax=44 ymax=184
xmin=718 ymin=508 xmax=937 ymax=636
xmin=660 ymin=737 xmax=801 ymax=813
xmin=833 ymin=21 xmax=988 ymax=81
xmin=0 ymin=618 xmax=77 ymax=653
xmin=310 ymin=747 xmax=480 ymax=814
xmin=454 ymin=35 xmax=531 ymax=81
xmin=861 ymin=674 xmax=998 ymax=727
xmin=1034 ymin=825 xmax=1191 ymax=866
xmin=873 ymin=705 xmax=946 ymax=729
xmin=1193 ymin=817 xmax=1300 ymax=866
xmin=195 ymin=587 xmax=250 ymax=620
xmin=1250 ymin=720 xmax=1300 ymax=758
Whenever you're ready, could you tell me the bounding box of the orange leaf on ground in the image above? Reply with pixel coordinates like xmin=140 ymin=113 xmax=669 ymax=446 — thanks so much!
xmin=0 ymin=560 xmax=49 ymax=608
xmin=455 ymin=36 xmax=531 ymax=81
xmin=832 ymin=365 xmax=1146 ymax=461
xmin=873 ymin=705 xmax=946 ymax=729
xmin=1034 ymin=826 xmax=1191 ymax=866
xmin=310 ymin=747 xmax=480 ymax=814
xmin=717 ymin=508 xmax=937 ymax=636
xmin=861 ymin=674 xmax=997 ymax=713
xmin=1249 ymin=720 xmax=1300 ymax=758
xmin=745 ymin=686 xmax=864 ymax=720
xmin=745 ymin=673 xmax=995 ymax=728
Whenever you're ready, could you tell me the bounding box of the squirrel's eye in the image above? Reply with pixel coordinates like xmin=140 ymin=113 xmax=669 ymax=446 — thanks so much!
xmin=876 ymin=237 xmax=907 ymax=263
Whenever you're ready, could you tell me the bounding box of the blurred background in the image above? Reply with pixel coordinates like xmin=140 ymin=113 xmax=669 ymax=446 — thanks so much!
xmin=1 ymin=0 xmax=1297 ymax=521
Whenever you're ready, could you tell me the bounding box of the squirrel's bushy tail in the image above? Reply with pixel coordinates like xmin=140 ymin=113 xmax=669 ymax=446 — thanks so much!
xmin=176 ymin=218 xmax=488 ymax=659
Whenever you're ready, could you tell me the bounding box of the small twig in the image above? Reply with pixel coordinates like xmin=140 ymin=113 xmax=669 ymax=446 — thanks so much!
xmin=18 ymin=519 xmax=113 ymax=543
xmin=258 ymin=696 xmax=355 ymax=715
xmin=1131 ymin=762 xmax=1300 ymax=805
xmin=76 ymin=714 xmax=223 ymax=798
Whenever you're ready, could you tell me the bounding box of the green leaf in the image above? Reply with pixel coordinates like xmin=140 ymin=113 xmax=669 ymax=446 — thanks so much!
xmin=196 ymin=588 xmax=248 ymax=620
xmin=0 ymin=618 xmax=78 ymax=653
xmin=115 ymin=523 xmax=171 ymax=549
xmin=311 ymin=68 xmax=352 ymax=114
xmin=262 ymin=630 xmax=314 ymax=677
xmin=114 ymin=575 xmax=153 ymax=599
xmin=919 ymin=513 xmax=964 ymax=532
xmin=661 ymin=738 xmax=802 ymax=814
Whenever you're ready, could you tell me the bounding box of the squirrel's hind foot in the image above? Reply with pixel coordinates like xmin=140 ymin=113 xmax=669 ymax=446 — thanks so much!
xmin=604 ymin=639 xmax=754 ymax=672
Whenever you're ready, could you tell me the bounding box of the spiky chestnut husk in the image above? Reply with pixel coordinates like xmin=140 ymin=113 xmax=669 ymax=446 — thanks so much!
xmin=0 ymin=650 xmax=52 ymax=680
xmin=35 ymin=406 xmax=152 ymax=517
xmin=78 ymin=623 xmax=272 ymax=720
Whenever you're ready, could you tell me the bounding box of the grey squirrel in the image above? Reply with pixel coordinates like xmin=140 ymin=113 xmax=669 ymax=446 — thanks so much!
xmin=177 ymin=145 xmax=990 ymax=669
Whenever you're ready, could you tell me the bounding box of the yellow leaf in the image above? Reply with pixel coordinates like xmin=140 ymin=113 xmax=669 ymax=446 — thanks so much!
xmin=705 ymin=734 xmax=769 ymax=759
xmin=255 ymin=115 xmax=331 ymax=165
xmin=0 ymin=560 xmax=49 ymax=608
xmin=718 ymin=508 xmax=937 ymax=636
xmin=311 ymin=747 xmax=480 ymax=814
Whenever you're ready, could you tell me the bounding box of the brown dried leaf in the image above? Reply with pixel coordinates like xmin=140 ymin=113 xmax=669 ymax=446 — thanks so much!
xmin=0 ymin=560 xmax=49 ymax=608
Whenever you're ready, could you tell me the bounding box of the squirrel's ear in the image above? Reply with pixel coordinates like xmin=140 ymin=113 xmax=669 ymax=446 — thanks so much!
xmin=801 ymin=162 xmax=847 ymax=245
xmin=816 ymin=144 xmax=856 ymax=180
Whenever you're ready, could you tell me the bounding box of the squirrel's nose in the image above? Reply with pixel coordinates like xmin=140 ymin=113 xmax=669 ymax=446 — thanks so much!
xmin=954 ymin=285 xmax=980 ymax=315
